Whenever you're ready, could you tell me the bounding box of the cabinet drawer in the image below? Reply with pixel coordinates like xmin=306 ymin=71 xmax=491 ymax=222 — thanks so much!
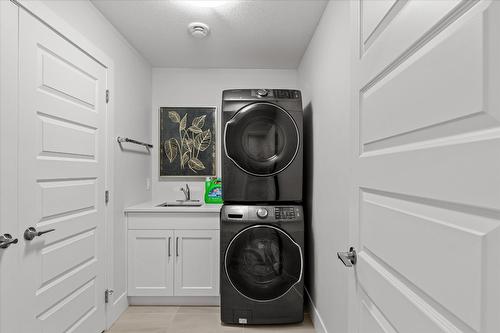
xmin=127 ymin=213 xmax=219 ymax=230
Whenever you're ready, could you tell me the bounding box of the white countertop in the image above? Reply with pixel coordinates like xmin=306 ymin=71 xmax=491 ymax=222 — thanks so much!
xmin=124 ymin=201 xmax=222 ymax=213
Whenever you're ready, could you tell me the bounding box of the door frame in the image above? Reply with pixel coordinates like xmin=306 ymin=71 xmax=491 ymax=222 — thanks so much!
xmin=10 ymin=0 xmax=119 ymax=329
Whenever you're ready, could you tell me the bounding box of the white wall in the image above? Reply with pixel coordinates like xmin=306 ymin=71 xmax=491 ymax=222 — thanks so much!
xmin=39 ymin=0 xmax=152 ymax=322
xmin=298 ymin=1 xmax=351 ymax=332
xmin=151 ymin=68 xmax=299 ymax=202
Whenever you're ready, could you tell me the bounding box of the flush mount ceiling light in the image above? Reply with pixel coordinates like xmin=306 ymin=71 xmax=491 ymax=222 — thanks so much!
xmin=189 ymin=1 xmax=227 ymax=7
xmin=174 ymin=1 xmax=228 ymax=8
xmin=188 ymin=22 xmax=210 ymax=39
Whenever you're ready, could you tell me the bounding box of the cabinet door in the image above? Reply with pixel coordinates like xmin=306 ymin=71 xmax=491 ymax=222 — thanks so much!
xmin=174 ymin=230 xmax=220 ymax=296
xmin=128 ymin=230 xmax=174 ymax=296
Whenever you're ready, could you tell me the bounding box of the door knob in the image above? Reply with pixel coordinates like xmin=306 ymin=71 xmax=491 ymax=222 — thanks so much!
xmin=337 ymin=247 xmax=357 ymax=267
xmin=24 ymin=227 xmax=55 ymax=241
xmin=0 ymin=234 xmax=18 ymax=249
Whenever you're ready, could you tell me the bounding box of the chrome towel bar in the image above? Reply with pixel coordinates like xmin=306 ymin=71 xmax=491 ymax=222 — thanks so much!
xmin=117 ymin=137 xmax=153 ymax=149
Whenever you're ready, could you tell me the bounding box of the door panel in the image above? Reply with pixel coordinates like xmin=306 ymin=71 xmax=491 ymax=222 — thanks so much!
xmin=359 ymin=134 xmax=500 ymax=211
xmin=361 ymin=0 xmax=397 ymax=45
xmin=39 ymin=179 xmax=96 ymax=217
xmin=351 ymin=1 xmax=500 ymax=332
xmin=358 ymin=253 xmax=463 ymax=333
xmin=128 ymin=230 xmax=174 ymax=296
xmin=360 ymin=0 xmax=475 ymax=83
xmin=359 ymin=295 xmax=396 ymax=333
xmin=174 ymin=229 xmax=219 ymax=296
xmin=18 ymin=9 xmax=107 ymax=333
xmin=40 ymin=49 xmax=98 ymax=108
xmin=39 ymin=115 xmax=97 ymax=159
xmin=38 ymin=279 xmax=98 ymax=333
xmin=361 ymin=191 xmax=495 ymax=330
xmin=362 ymin=12 xmax=484 ymax=147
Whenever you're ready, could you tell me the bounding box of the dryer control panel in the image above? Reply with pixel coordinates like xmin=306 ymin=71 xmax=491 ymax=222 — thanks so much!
xmin=249 ymin=89 xmax=301 ymax=99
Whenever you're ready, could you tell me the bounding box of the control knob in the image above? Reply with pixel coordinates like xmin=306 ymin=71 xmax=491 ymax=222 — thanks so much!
xmin=256 ymin=89 xmax=269 ymax=97
xmin=256 ymin=208 xmax=268 ymax=218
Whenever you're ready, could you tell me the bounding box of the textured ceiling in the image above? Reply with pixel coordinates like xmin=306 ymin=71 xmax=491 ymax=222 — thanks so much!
xmin=91 ymin=0 xmax=328 ymax=69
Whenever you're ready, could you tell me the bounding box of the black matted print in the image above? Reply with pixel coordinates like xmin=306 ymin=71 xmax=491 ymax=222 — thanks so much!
xmin=159 ymin=107 xmax=216 ymax=177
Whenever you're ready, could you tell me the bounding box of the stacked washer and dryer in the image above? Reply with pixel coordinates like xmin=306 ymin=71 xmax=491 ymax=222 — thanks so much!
xmin=220 ymin=89 xmax=304 ymax=325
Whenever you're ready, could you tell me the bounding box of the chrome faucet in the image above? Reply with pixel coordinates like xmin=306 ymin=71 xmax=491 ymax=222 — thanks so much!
xmin=180 ymin=184 xmax=191 ymax=201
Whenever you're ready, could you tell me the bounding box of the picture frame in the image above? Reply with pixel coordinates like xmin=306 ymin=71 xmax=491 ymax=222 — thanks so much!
xmin=159 ymin=106 xmax=217 ymax=178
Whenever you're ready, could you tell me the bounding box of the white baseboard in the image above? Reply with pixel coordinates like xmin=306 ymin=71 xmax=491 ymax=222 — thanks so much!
xmin=129 ymin=296 xmax=220 ymax=306
xmin=305 ymin=288 xmax=328 ymax=333
xmin=106 ymin=291 xmax=128 ymax=330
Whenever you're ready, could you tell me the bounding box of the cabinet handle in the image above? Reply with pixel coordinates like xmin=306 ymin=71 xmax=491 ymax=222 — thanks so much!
xmin=176 ymin=237 xmax=179 ymax=257
xmin=168 ymin=237 xmax=171 ymax=257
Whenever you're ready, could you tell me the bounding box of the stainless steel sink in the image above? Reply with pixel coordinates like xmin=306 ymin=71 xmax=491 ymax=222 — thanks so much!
xmin=156 ymin=200 xmax=203 ymax=207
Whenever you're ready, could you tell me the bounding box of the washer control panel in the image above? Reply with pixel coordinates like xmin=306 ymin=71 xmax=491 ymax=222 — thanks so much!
xmin=256 ymin=208 xmax=268 ymax=218
xmin=221 ymin=205 xmax=303 ymax=223
xmin=274 ymin=207 xmax=298 ymax=220
xmin=256 ymin=89 xmax=270 ymax=97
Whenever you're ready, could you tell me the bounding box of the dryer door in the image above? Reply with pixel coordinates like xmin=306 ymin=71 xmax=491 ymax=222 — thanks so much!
xmin=224 ymin=102 xmax=299 ymax=177
xmin=225 ymin=225 xmax=303 ymax=302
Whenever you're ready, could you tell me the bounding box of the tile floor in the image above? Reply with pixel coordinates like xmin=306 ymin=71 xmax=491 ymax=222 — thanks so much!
xmin=108 ymin=306 xmax=315 ymax=333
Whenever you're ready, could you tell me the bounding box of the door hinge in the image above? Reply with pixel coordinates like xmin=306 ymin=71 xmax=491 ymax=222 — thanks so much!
xmin=105 ymin=190 xmax=110 ymax=204
xmin=106 ymin=89 xmax=110 ymax=103
xmin=104 ymin=289 xmax=114 ymax=303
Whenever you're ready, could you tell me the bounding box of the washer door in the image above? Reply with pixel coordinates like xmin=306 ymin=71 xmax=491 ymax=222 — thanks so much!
xmin=224 ymin=102 xmax=299 ymax=176
xmin=225 ymin=225 xmax=303 ymax=302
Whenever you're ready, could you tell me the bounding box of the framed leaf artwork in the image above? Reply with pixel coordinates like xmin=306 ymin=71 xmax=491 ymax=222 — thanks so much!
xmin=159 ymin=107 xmax=216 ymax=178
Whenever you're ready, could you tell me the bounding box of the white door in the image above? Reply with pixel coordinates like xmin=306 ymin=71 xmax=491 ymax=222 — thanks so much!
xmin=17 ymin=9 xmax=107 ymax=333
xmin=174 ymin=229 xmax=219 ymax=296
xmin=347 ymin=1 xmax=500 ymax=332
xmin=128 ymin=230 xmax=174 ymax=296
xmin=0 ymin=1 xmax=20 ymax=333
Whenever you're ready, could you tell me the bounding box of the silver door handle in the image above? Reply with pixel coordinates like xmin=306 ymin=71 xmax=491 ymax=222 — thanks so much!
xmin=0 ymin=233 xmax=18 ymax=249
xmin=168 ymin=237 xmax=171 ymax=257
xmin=337 ymin=247 xmax=357 ymax=267
xmin=24 ymin=227 xmax=55 ymax=241
xmin=176 ymin=237 xmax=179 ymax=257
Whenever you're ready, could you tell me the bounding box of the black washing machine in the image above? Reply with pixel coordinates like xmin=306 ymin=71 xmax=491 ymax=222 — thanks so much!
xmin=222 ymin=89 xmax=303 ymax=203
xmin=220 ymin=205 xmax=304 ymax=325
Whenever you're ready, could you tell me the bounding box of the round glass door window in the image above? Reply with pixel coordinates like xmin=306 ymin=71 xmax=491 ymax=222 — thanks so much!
xmin=225 ymin=225 xmax=303 ymax=301
xmin=224 ymin=102 xmax=299 ymax=176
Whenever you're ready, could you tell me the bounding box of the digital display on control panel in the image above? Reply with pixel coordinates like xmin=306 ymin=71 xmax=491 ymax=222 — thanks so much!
xmin=274 ymin=90 xmax=300 ymax=99
xmin=250 ymin=89 xmax=300 ymax=99
xmin=274 ymin=207 xmax=296 ymax=220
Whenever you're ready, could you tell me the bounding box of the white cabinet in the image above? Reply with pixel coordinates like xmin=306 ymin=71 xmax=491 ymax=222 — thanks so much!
xmin=174 ymin=229 xmax=219 ymax=296
xmin=126 ymin=210 xmax=220 ymax=300
xmin=128 ymin=230 xmax=174 ymax=296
